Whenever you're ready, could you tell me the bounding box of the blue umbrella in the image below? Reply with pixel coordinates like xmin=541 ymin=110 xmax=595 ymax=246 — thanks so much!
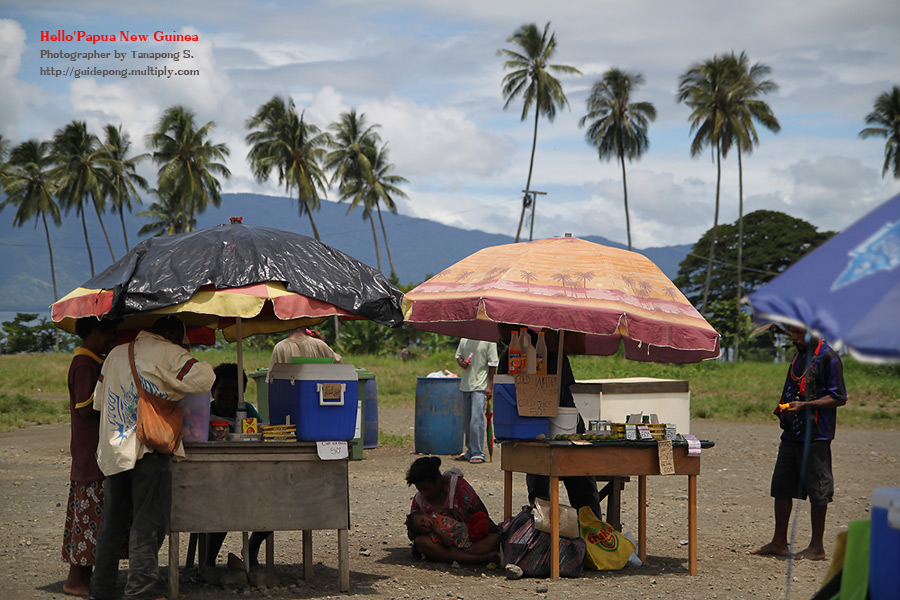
xmin=745 ymin=193 xmax=900 ymax=363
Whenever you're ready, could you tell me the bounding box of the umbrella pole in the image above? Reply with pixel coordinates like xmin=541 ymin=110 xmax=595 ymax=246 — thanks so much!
xmin=234 ymin=316 xmax=252 ymax=573
xmin=556 ymin=330 xmax=565 ymax=408
xmin=236 ymin=316 xmax=245 ymax=411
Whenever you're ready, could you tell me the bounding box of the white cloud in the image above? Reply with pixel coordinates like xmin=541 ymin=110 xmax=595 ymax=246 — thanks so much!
xmin=361 ymin=96 xmax=515 ymax=181
xmin=3 ymin=0 xmax=900 ymax=253
xmin=0 ymin=19 xmax=38 ymax=140
xmin=0 ymin=19 xmax=26 ymax=78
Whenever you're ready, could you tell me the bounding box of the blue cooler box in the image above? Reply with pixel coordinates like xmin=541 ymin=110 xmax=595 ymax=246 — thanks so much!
xmin=268 ymin=364 xmax=359 ymax=441
xmin=870 ymin=487 xmax=900 ymax=600
xmin=493 ymin=375 xmax=549 ymax=440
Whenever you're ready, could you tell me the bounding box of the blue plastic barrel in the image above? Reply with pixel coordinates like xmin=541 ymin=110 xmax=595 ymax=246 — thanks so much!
xmin=414 ymin=377 xmax=464 ymax=455
xmin=362 ymin=374 xmax=378 ymax=449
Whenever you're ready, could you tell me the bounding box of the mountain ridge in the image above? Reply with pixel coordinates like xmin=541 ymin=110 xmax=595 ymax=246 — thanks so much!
xmin=0 ymin=192 xmax=689 ymax=313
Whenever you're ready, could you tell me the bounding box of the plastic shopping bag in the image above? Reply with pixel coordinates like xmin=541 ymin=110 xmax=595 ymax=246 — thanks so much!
xmin=499 ymin=507 xmax=586 ymax=578
xmin=577 ymin=505 xmax=636 ymax=570
xmin=533 ymin=498 xmax=580 ymax=539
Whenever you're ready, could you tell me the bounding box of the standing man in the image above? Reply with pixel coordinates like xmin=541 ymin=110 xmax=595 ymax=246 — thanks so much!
xmin=267 ymin=327 xmax=342 ymax=382
xmin=91 ymin=316 xmax=215 ymax=600
xmin=753 ymin=325 xmax=847 ymax=561
xmin=61 ymin=317 xmax=119 ymax=596
xmin=454 ymin=338 xmax=499 ymax=465
xmin=495 ymin=324 xmax=601 ymax=517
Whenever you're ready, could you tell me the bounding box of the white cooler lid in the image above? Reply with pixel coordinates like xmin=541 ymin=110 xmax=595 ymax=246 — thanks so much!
xmin=269 ymin=363 xmax=358 ymax=381
xmin=872 ymin=487 xmax=900 ymax=529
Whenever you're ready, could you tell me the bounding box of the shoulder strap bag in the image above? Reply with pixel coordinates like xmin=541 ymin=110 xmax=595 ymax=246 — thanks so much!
xmin=129 ymin=340 xmax=183 ymax=454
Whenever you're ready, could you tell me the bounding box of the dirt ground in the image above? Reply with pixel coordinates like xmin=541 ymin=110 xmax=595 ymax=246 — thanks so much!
xmin=1 ymin=409 xmax=898 ymax=600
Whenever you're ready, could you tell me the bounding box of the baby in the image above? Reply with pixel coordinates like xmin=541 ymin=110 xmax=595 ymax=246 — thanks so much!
xmin=406 ymin=511 xmax=472 ymax=549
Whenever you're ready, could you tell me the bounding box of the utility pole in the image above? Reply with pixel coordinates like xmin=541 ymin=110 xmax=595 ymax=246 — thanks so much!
xmin=522 ymin=188 xmax=547 ymax=241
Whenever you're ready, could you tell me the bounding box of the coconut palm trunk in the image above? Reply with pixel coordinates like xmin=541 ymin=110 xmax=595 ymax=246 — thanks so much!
xmin=79 ymin=209 xmax=95 ymax=276
xmin=305 ymin=199 xmax=322 ymax=241
xmin=367 ymin=208 xmax=382 ymax=272
xmin=735 ymin=144 xmax=745 ymax=359
xmin=516 ymin=108 xmax=540 ymax=243
xmin=376 ymin=203 xmax=396 ymax=278
xmin=620 ymin=156 xmax=632 ymax=251
xmin=119 ymin=207 xmax=130 ymax=250
xmin=700 ymin=142 xmax=722 ymax=314
xmin=94 ymin=201 xmax=116 ymax=262
xmin=41 ymin=211 xmax=60 ymax=351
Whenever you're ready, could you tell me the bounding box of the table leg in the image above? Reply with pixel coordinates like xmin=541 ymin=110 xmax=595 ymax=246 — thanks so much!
xmin=688 ymin=474 xmax=698 ymax=575
xmin=302 ymin=530 xmax=313 ymax=581
xmin=550 ymin=476 xmax=560 ymax=580
xmin=168 ymin=531 xmax=179 ymax=600
xmin=197 ymin=533 xmax=207 ymax=570
xmin=607 ymin=477 xmax=623 ymax=530
xmin=638 ymin=475 xmax=647 ymax=564
xmin=242 ymin=531 xmax=250 ymax=574
xmin=266 ymin=532 xmax=275 ymax=582
xmin=504 ymin=470 xmax=513 ymax=520
xmin=186 ymin=532 xmax=197 ymax=568
xmin=338 ymin=528 xmax=349 ymax=591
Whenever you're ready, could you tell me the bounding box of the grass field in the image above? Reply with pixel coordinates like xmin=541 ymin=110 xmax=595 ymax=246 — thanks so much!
xmin=1 ymin=349 xmax=898 ymax=432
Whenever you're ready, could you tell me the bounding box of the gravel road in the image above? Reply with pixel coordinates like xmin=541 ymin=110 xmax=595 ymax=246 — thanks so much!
xmin=1 ymin=409 xmax=898 ymax=600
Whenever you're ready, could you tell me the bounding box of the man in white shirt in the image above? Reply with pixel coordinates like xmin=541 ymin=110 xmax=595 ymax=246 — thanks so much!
xmin=454 ymin=338 xmax=499 ymax=464
xmin=267 ymin=327 xmax=342 ymax=382
xmin=91 ymin=316 xmax=214 ymax=600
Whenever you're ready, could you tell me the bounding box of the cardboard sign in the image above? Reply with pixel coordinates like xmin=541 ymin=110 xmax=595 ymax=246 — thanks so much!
xmin=514 ymin=374 xmax=559 ymax=417
xmin=316 ymin=441 xmax=349 ymax=460
xmin=657 ymin=440 xmax=675 ymax=475
xmin=321 ymin=383 xmax=343 ymax=399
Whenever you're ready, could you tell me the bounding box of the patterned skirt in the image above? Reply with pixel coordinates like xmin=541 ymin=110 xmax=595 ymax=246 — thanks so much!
xmin=62 ymin=480 xmax=103 ymax=566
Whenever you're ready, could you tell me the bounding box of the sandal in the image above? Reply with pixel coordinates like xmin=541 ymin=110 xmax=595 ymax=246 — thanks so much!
xmin=453 ymin=454 xmax=469 ymax=461
xmin=469 ymin=457 xmax=485 ymax=464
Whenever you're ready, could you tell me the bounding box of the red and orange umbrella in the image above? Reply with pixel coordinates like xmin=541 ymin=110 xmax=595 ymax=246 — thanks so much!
xmin=53 ymin=281 xmax=360 ymax=344
xmin=52 ymin=219 xmax=403 ymax=341
xmin=402 ymin=236 xmax=719 ymax=363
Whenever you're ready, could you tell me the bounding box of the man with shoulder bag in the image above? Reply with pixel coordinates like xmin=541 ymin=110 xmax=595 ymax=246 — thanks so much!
xmin=91 ymin=316 xmax=215 ymax=600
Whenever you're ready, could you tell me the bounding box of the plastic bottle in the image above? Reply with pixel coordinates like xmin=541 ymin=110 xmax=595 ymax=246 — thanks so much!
xmin=236 ymin=405 xmax=248 ymax=433
xmin=521 ymin=328 xmax=536 ymax=374
xmin=535 ymin=330 xmax=548 ymax=375
xmin=508 ymin=330 xmax=522 ymax=374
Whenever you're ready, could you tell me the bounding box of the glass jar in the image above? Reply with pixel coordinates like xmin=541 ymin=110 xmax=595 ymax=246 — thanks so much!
xmin=209 ymin=420 xmax=229 ymax=441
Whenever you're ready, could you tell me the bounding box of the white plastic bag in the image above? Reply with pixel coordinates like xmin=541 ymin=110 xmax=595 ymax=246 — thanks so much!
xmin=623 ymin=531 xmax=642 ymax=566
xmin=533 ymin=498 xmax=580 ymax=539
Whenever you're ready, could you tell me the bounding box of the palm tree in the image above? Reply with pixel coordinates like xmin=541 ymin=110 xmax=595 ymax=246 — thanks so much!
xmin=499 ymin=22 xmax=581 ymax=242
xmin=246 ymin=96 xmax=329 ymax=241
xmin=0 ymin=134 xmax=9 ymax=179
xmin=722 ymin=52 xmax=780 ymax=354
xmin=99 ymin=124 xmax=149 ymax=251
xmin=137 ymin=189 xmax=193 ymax=236
xmin=325 ymin=110 xmax=383 ymax=266
xmin=579 ymin=68 xmax=656 ymax=251
xmin=147 ymin=105 xmax=231 ymax=231
xmin=361 ymin=142 xmax=409 ymax=279
xmin=677 ymin=55 xmax=739 ymax=314
xmin=1 ymin=140 xmax=62 ymax=311
xmin=52 ymin=121 xmax=116 ymax=275
xmin=859 ymin=85 xmax=900 ymax=179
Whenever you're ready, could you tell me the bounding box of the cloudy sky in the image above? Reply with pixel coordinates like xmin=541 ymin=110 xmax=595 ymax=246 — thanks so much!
xmin=2 ymin=0 xmax=899 ymax=249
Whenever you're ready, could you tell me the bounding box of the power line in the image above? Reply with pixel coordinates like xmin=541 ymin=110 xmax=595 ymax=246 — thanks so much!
xmin=683 ymin=251 xmax=782 ymax=276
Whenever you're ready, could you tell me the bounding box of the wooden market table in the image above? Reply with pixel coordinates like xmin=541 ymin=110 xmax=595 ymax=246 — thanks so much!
xmin=168 ymin=441 xmax=350 ymax=599
xmin=500 ymin=439 xmax=713 ymax=578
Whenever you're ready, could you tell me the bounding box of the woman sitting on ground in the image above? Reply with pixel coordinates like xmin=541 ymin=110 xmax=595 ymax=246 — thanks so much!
xmin=405 ymin=456 xmax=500 ymax=564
